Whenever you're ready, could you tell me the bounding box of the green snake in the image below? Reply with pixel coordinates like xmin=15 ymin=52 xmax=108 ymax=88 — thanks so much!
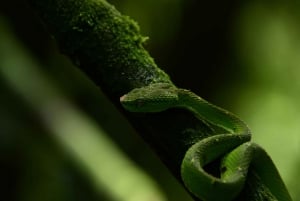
xmin=120 ymin=83 xmax=292 ymax=201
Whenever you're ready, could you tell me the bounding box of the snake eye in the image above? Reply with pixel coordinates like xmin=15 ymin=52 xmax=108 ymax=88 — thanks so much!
xmin=221 ymin=166 xmax=227 ymax=174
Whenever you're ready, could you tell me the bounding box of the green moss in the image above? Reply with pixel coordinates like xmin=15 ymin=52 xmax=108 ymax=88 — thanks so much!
xmin=29 ymin=0 xmax=171 ymax=96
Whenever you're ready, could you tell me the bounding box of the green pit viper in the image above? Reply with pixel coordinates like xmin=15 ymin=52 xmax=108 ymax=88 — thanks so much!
xmin=120 ymin=83 xmax=292 ymax=201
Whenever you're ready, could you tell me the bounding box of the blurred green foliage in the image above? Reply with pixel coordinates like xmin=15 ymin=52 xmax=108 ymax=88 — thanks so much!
xmin=0 ymin=0 xmax=299 ymax=201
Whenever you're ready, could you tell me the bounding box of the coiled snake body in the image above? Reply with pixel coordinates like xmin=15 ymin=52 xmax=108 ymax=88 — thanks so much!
xmin=120 ymin=83 xmax=292 ymax=201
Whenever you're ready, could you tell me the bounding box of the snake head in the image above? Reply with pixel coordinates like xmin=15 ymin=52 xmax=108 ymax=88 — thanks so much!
xmin=120 ymin=83 xmax=179 ymax=112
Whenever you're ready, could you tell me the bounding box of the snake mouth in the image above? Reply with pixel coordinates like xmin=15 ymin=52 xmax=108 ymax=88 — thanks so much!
xmin=120 ymin=94 xmax=127 ymax=102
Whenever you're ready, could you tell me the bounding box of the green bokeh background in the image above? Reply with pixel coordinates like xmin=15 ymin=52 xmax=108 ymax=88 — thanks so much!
xmin=0 ymin=0 xmax=299 ymax=201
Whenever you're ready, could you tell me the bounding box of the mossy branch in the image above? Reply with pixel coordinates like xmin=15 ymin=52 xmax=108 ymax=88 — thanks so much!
xmin=27 ymin=0 xmax=187 ymax=175
xmin=27 ymin=0 xmax=282 ymax=200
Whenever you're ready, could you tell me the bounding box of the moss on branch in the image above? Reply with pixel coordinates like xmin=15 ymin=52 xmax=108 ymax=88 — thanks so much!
xmin=29 ymin=0 xmax=170 ymax=96
xmin=28 ymin=0 xmax=192 ymax=180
